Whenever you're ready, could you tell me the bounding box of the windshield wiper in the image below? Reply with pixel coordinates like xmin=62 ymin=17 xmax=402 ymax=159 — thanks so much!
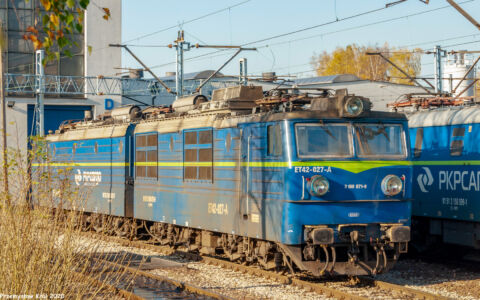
xmin=355 ymin=127 xmax=372 ymax=154
xmin=318 ymin=121 xmax=337 ymax=140
xmin=358 ymin=123 xmax=390 ymax=142
xmin=321 ymin=126 xmax=336 ymax=140
xmin=376 ymin=123 xmax=390 ymax=142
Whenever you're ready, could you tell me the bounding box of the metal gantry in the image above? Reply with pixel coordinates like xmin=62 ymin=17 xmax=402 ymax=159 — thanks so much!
xmin=434 ymin=45 xmax=446 ymax=94
xmin=5 ymin=73 xmax=159 ymax=96
xmin=172 ymin=30 xmax=191 ymax=99
xmin=5 ymin=72 xmax=241 ymax=98
xmin=239 ymin=58 xmax=248 ymax=86
xmin=34 ymin=50 xmax=45 ymax=136
xmin=6 ymin=30 xmax=256 ymax=115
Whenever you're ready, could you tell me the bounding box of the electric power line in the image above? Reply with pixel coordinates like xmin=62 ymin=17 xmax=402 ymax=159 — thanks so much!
xmin=241 ymin=5 xmax=390 ymax=47
xmin=147 ymin=2 xmax=399 ymax=70
xmin=147 ymin=0 xmax=477 ymax=71
xmin=255 ymin=0 xmax=477 ymax=51
xmin=442 ymin=39 xmax=480 ymax=48
xmin=401 ymin=33 xmax=480 ymax=48
xmin=252 ymin=1 xmax=479 ymax=75
xmin=122 ymin=0 xmax=252 ymax=44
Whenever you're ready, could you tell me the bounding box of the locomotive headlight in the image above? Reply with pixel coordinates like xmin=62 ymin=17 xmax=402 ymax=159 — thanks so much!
xmin=344 ymin=97 xmax=364 ymax=117
xmin=309 ymin=175 xmax=329 ymax=197
xmin=381 ymin=175 xmax=403 ymax=196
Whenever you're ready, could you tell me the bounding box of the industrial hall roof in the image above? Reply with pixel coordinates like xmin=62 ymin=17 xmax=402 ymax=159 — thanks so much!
xmin=293 ymin=74 xmax=361 ymax=86
xmin=160 ymin=70 xmax=227 ymax=81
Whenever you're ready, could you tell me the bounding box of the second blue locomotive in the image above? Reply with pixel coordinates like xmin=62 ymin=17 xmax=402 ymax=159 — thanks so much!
xmin=409 ymin=105 xmax=480 ymax=249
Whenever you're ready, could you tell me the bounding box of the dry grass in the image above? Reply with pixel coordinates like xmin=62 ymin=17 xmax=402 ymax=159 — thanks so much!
xmin=0 ymin=138 xmax=134 ymax=298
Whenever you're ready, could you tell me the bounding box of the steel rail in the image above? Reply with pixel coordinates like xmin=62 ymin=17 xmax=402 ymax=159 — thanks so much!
xmin=82 ymin=231 xmax=450 ymax=300
xmin=89 ymin=254 xmax=232 ymax=300
xmin=46 ymin=245 xmax=144 ymax=299
xmin=73 ymin=270 xmax=145 ymax=300
xmin=358 ymin=276 xmax=451 ymax=300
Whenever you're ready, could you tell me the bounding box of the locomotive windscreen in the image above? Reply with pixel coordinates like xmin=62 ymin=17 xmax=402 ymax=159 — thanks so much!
xmin=354 ymin=123 xmax=406 ymax=158
xmin=295 ymin=123 xmax=352 ymax=158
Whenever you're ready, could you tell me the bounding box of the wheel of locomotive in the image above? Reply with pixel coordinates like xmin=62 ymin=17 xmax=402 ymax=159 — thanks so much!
xmin=78 ymin=212 xmax=91 ymax=231
xmin=145 ymin=222 xmax=167 ymax=243
xmin=220 ymin=234 xmax=242 ymax=261
xmin=113 ymin=217 xmax=138 ymax=240
xmin=167 ymin=224 xmax=180 ymax=247
xmin=91 ymin=214 xmax=110 ymax=234
xmin=221 ymin=234 xmax=232 ymax=259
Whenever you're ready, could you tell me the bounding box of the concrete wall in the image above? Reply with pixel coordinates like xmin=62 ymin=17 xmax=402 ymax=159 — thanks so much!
xmin=85 ymin=0 xmax=122 ymax=116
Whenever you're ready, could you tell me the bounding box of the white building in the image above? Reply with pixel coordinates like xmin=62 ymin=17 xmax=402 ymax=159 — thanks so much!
xmin=2 ymin=0 xmax=122 ymax=150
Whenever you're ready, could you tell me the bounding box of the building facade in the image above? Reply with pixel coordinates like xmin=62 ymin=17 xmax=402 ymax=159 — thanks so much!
xmin=2 ymin=0 xmax=122 ymax=150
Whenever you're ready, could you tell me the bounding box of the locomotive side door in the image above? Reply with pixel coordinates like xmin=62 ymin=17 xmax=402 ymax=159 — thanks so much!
xmin=125 ymin=133 xmax=134 ymax=218
xmin=240 ymin=124 xmax=263 ymax=235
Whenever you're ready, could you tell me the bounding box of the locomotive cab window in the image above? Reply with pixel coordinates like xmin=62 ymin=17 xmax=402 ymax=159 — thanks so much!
xmin=413 ymin=128 xmax=424 ymax=158
xmin=135 ymin=133 xmax=158 ymax=179
xmin=184 ymin=129 xmax=213 ymax=182
xmin=267 ymin=124 xmax=282 ymax=156
xmin=354 ymin=123 xmax=406 ymax=158
xmin=295 ymin=123 xmax=352 ymax=158
xmin=450 ymin=127 xmax=465 ymax=156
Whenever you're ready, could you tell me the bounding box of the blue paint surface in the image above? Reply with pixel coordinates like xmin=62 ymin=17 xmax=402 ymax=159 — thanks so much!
xmin=411 ymin=124 xmax=480 ymax=222
xmin=41 ymin=115 xmax=412 ymax=246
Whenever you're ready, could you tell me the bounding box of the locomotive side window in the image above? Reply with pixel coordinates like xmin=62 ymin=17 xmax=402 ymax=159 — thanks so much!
xmin=267 ymin=124 xmax=282 ymax=156
xmin=184 ymin=129 xmax=213 ymax=182
xmin=450 ymin=127 xmax=465 ymax=156
xmin=135 ymin=133 xmax=158 ymax=179
xmin=136 ymin=135 xmax=146 ymax=147
xmin=185 ymin=131 xmax=197 ymax=145
xmin=452 ymin=127 xmax=465 ymax=137
xmin=413 ymin=128 xmax=423 ymax=158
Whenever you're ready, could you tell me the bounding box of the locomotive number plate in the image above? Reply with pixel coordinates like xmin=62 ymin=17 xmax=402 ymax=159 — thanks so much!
xmin=208 ymin=203 xmax=229 ymax=215
xmin=294 ymin=166 xmax=332 ymax=173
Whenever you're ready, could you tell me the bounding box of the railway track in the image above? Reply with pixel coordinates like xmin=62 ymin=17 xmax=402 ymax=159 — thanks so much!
xmin=73 ymin=269 xmax=143 ymax=300
xmin=81 ymin=231 xmax=451 ymax=300
xmin=86 ymin=253 xmax=231 ymax=299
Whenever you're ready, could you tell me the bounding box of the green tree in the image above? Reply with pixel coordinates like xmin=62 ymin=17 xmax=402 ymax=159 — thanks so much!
xmin=310 ymin=43 xmax=421 ymax=85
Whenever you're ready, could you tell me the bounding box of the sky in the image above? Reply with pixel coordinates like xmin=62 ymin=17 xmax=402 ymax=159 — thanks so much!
xmin=120 ymin=0 xmax=480 ymax=80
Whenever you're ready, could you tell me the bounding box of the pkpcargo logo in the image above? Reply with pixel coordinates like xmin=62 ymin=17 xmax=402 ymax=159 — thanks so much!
xmin=75 ymin=170 xmax=102 ymax=186
xmin=417 ymin=167 xmax=433 ymax=193
xmin=439 ymin=170 xmax=480 ymax=191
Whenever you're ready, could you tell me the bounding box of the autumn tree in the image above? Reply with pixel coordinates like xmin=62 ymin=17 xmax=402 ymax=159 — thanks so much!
xmin=23 ymin=0 xmax=110 ymax=63
xmin=310 ymin=43 xmax=421 ymax=85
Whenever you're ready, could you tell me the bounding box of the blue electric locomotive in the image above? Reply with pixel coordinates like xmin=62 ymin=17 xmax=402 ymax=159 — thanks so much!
xmin=38 ymin=86 xmax=412 ymax=276
xmin=409 ymin=106 xmax=480 ymax=249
